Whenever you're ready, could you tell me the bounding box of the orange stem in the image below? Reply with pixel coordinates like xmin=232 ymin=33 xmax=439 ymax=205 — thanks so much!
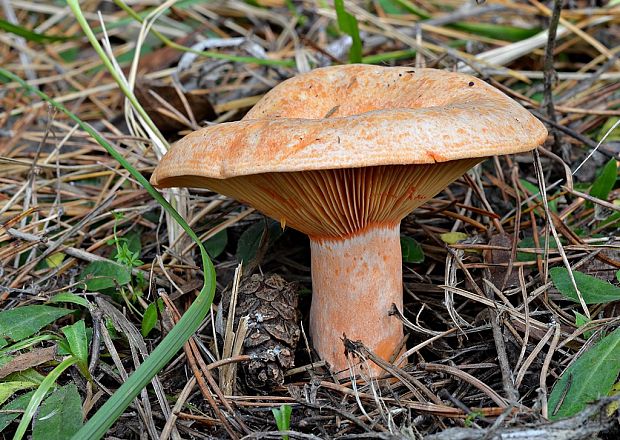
xmin=309 ymin=224 xmax=404 ymax=374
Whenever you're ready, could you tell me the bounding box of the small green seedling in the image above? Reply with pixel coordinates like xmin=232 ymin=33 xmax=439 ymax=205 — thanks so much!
xmin=463 ymin=410 xmax=484 ymax=427
xmin=109 ymin=212 xmax=144 ymax=269
xmin=271 ymin=404 xmax=292 ymax=440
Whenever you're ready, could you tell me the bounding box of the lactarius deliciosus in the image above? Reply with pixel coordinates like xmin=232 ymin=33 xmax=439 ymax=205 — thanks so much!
xmin=151 ymin=64 xmax=547 ymax=374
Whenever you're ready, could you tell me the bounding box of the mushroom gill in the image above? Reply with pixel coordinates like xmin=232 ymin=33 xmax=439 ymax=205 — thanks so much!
xmin=153 ymin=158 xmax=480 ymax=240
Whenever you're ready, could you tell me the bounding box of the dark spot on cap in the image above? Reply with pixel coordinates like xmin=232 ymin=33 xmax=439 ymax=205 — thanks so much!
xmin=407 ymin=70 xmax=415 ymax=73
xmin=398 ymin=73 xmax=403 ymax=77
xmin=468 ymin=81 xmax=475 ymax=87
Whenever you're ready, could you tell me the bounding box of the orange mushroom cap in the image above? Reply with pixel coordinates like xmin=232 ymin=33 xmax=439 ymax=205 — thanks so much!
xmin=151 ymin=64 xmax=546 ymax=182
xmin=151 ymin=64 xmax=546 ymax=240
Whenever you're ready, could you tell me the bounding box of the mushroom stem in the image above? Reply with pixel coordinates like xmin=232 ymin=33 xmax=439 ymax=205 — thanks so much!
xmin=309 ymin=224 xmax=404 ymax=374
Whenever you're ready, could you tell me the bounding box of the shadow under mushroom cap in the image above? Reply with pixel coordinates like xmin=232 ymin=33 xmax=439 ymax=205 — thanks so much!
xmin=156 ymin=160 xmax=480 ymax=239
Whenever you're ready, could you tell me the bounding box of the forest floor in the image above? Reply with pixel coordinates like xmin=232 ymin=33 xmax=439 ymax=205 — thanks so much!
xmin=1 ymin=0 xmax=620 ymax=439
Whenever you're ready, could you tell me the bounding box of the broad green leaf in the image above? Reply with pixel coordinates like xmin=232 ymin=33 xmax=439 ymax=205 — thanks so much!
xmin=141 ymin=299 xmax=164 ymax=337
xmin=44 ymin=253 xmax=65 ymax=269
xmin=334 ymin=0 xmax=362 ymax=63
xmin=32 ymin=384 xmax=83 ymax=440
xmin=0 ymin=19 xmax=70 ymax=43
xmin=0 ymin=306 xmax=71 ymax=342
xmin=204 ymin=229 xmax=228 ymax=259
xmin=590 ymin=158 xmax=617 ymax=202
xmin=401 ymin=236 xmax=425 ymax=263
xmin=61 ymin=320 xmax=89 ymax=377
xmin=0 ymin=381 xmax=38 ymax=406
xmin=520 ymin=179 xmax=558 ymax=213
xmin=550 ymin=267 xmax=620 ymax=304
xmin=236 ymin=219 xmax=283 ymax=264
xmin=5 ymin=369 xmax=45 ymax=386
xmin=517 ymin=236 xmax=560 ymax=262
xmin=0 ymin=356 xmax=10 ymax=368
xmin=548 ymin=326 xmax=620 ymax=419
xmin=0 ymin=391 xmax=36 ymax=433
xmin=48 ymin=293 xmax=90 ymax=308
xmin=440 ymin=232 xmax=468 ymax=245
xmin=13 ymin=356 xmax=78 ymax=439
xmin=78 ymin=260 xmax=131 ymax=291
xmin=573 ymin=311 xmax=594 ymax=339
xmin=597 ymin=117 xmax=620 ymax=142
xmin=0 ymin=335 xmax=58 ymax=357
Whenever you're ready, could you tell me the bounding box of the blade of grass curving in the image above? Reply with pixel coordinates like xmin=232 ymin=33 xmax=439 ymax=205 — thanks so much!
xmin=13 ymin=356 xmax=78 ymax=440
xmin=66 ymin=0 xmax=167 ymax=149
xmin=450 ymin=22 xmax=539 ymax=42
xmin=112 ymin=0 xmax=295 ymax=67
xmin=392 ymin=0 xmax=538 ymax=41
xmin=0 ymin=18 xmax=71 ymax=43
xmin=92 ymin=1 xmax=190 ymax=257
xmin=0 ymin=68 xmax=216 ymax=440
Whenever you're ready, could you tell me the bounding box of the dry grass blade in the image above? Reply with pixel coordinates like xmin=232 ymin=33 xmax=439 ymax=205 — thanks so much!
xmin=219 ymin=263 xmax=249 ymax=396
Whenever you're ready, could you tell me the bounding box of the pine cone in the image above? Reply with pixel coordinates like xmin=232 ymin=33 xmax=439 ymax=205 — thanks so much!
xmin=223 ymin=274 xmax=301 ymax=391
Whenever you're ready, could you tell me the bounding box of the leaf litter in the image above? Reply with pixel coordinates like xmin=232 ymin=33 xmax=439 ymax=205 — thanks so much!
xmin=0 ymin=0 xmax=620 ymax=438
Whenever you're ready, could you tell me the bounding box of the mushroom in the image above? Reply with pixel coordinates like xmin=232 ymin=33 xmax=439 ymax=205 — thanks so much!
xmin=151 ymin=64 xmax=547 ymax=374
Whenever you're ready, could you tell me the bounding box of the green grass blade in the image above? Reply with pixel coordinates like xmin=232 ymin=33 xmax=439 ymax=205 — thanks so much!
xmin=390 ymin=0 xmax=430 ymax=19
xmin=112 ymin=0 xmax=295 ymax=67
xmin=0 ymin=19 xmax=71 ymax=43
xmin=391 ymin=0 xmax=539 ymax=41
xmin=362 ymin=49 xmax=416 ymax=64
xmin=66 ymin=0 xmax=168 ymax=149
xmin=450 ymin=22 xmax=540 ymax=42
xmin=13 ymin=356 xmax=78 ymax=440
xmin=0 ymin=68 xmax=216 ymax=440
xmin=334 ymin=0 xmax=363 ymax=63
